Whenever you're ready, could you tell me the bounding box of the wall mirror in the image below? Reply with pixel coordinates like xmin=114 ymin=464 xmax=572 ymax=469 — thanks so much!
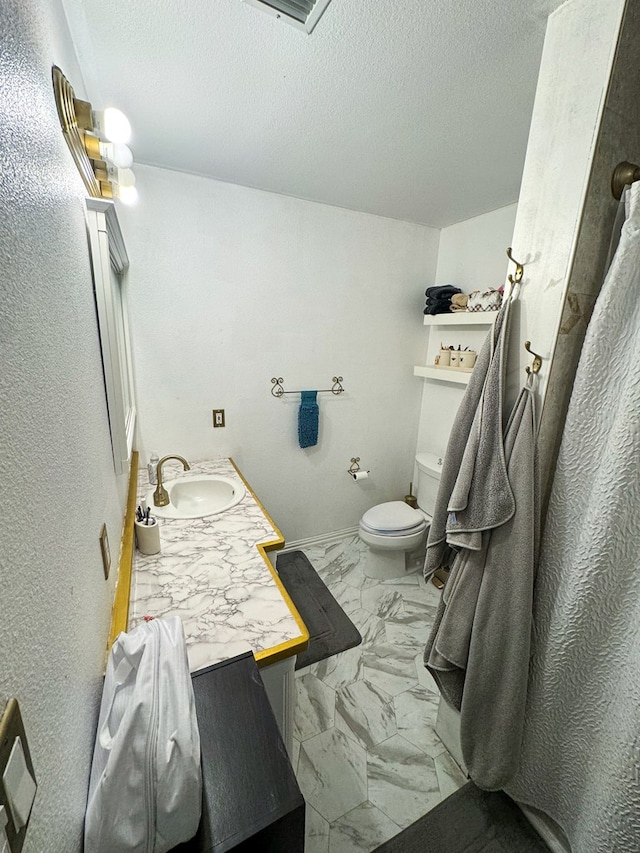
xmin=86 ymin=198 xmax=136 ymax=475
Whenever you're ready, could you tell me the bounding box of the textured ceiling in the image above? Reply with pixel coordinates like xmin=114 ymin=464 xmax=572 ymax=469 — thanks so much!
xmin=62 ymin=0 xmax=564 ymax=227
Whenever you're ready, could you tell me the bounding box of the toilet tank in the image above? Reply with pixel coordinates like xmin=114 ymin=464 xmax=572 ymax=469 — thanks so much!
xmin=415 ymin=452 xmax=443 ymax=515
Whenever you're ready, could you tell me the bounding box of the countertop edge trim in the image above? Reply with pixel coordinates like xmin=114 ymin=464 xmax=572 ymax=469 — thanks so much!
xmin=229 ymin=457 xmax=285 ymax=551
xmin=107 ymin=450 xmax=138 ymax=654
xmin=229 ymin=458 xmax=309 ymax=666
xmin=254 ymin=541 xmax=309 ymax=668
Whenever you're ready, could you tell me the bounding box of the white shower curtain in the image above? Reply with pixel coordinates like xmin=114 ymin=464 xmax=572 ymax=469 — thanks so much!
xmin=506 ymin=185 xmax=640 ymax=851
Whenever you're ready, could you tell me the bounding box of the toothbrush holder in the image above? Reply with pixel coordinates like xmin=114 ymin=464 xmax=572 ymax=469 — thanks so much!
xmin=135 ymin=516 xmax=161 ymax=555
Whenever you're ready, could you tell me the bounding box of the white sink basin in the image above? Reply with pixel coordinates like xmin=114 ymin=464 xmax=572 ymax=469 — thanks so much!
xmin=148 ymin=475 xmax=245 ymax=519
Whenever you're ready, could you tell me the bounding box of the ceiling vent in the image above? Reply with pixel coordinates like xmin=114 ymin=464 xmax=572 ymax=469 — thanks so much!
xmin=242 ymin=0 xmax=333 ymax=33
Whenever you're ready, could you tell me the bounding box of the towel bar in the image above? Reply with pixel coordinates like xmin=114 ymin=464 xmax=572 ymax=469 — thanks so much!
xmin=271 ymin=376 xmax=344 ymax=397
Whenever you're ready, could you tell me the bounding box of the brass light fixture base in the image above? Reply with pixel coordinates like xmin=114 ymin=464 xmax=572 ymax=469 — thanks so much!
xmin=52 ymin=65 xmax=114 ymax=199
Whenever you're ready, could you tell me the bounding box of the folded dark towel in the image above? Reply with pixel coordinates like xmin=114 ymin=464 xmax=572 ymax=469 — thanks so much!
xmin=426 ymin=296 xmax=454 ymax=308
xmin=425 ymin=285 xmax=462 ymax=299
xmin=425 ymin=296 xmax=454 ymax=312
xmin=424 ymin=302 xmax=455 ymax=315
xmin=298 ymin=391 xmax=319 ymax=449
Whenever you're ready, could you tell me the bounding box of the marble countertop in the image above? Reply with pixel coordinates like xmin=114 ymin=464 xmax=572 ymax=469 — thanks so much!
xmin=128 ymin=458 xmax=307 ymax=672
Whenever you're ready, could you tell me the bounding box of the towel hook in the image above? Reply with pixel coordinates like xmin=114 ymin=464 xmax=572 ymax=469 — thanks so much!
xmin=506 ymin=247 xmax=524 ymax=285
xmin=611 ymin=161 xmax=640 ymax=200
xmin=524 ymin=341 xmax=542 ymax=375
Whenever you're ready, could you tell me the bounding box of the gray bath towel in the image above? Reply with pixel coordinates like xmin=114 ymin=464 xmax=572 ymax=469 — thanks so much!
xmin=425 ymin=288 xmax=539 ymax=790
xmin=425 ymin=383 xmax=538 ymax=789
xmin=506 ymin=185 xmax=640 ymax=852
xmin=424 ymin=300 xmax=512 ymax=577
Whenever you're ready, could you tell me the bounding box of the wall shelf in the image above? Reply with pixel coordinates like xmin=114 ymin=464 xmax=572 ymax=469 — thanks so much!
xmin=423 ymin=312 xmax=497 ymax=327
xmin=413 ymin=365 xmax=473 ymax=385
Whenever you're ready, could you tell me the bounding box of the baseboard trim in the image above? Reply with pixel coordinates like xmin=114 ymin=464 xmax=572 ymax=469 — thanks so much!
xmin=281 ymin=526 xmax=359 ymax=552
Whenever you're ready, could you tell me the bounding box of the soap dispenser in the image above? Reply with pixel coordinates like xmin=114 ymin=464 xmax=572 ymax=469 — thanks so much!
xmin=148 ymin=452 xmax=159 ymax=485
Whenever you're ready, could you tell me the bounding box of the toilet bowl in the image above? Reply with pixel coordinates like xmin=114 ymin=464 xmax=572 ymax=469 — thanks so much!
xmin=359 ymin=501 xmax=429 ymax=579
xmin=359 ymin=452 xmax=442 ymax=580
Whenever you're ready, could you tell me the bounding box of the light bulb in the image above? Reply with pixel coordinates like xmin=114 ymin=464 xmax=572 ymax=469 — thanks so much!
xmin=99 ymin=141 xmax=113 ymax=161
xmin=118 ymin=168 xmax=136 ymax=188
xmin=118 ymin=185 xmax=138 ymax=205
xmin=96 ymin=141 xmax=134 ymax=169
xmin=111 ymin=143 xmax=133 ymax=168
xmin=102 ymin=107 xmax=131 ymax=144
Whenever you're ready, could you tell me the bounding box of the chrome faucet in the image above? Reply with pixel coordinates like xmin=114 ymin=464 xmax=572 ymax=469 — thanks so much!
xmin=153 ymin=455 xmax=191 ymax=506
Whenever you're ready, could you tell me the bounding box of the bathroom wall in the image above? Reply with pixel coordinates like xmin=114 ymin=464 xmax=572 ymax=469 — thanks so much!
xmin=414 ymin=203 xmax=517 ymax=458
xmin=433 ymin=204 xmax=518 ymax=290
xmin=120 ymin=165 xmax=440 ymax=542
xmin=504 ymin=0 xmax=626 ymax=415
xmin=0 ymin=1 xmax=130 ymax=850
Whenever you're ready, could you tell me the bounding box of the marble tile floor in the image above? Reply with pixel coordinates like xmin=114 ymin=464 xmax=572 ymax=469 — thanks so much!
xmin=290 ymin=534 xmax=468 ymax=853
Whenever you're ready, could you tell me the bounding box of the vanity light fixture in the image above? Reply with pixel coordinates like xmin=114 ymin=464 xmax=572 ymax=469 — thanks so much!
xmin=242 ymin=0 xmax=333 ymax=33
xmin=52 ymin=66 xmax=137 ymax=204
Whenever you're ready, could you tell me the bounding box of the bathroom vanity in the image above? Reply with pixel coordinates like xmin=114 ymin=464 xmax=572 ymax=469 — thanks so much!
xmin=121 ymin=456 xmax=308 ymax=752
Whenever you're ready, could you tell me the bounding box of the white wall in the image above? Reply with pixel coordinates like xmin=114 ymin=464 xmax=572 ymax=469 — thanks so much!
xmin=120 ymin=166 xmax=439 ymax=541
xmin=505 ymin=0 xmax=625 ymax=412
xmin=415 ymin=204 xmax=517 ymax=458
xmin=434 ymin=204 xmax=518 ymax=289
xmin=0 ymin=1 xmax=130 ymax=850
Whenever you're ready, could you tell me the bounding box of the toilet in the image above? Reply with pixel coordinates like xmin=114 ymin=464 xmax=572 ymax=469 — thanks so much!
xmin=359 ymin=452 xmax=443 ymax=580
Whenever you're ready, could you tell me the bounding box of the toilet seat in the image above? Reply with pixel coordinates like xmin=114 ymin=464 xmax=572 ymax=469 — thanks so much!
xmin=360 ymin=501 xmax=428 ymax=536
xmin=359 ymin=519 xmax=426 ymax=536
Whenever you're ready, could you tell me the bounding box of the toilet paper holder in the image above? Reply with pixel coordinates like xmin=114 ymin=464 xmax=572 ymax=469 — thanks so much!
xmin=348 ymin=458 xmax=370 ymax=479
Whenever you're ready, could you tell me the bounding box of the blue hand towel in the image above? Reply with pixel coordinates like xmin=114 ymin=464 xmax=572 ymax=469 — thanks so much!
xmin=298 ymin=391 xmax=319 ymax=449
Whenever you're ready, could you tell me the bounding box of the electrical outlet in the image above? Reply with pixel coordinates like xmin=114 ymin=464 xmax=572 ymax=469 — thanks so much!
xmin=99 ymin=523 xmax=111 ymax=580
xmin=212 ymin=409 xmax=225 ymax=428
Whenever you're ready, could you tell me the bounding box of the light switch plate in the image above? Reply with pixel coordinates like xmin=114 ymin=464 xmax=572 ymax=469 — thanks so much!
xmin=3 ymin=739 xmax=35 ymax=833
xmin=0 ymin=700 xmax=36 ymax=853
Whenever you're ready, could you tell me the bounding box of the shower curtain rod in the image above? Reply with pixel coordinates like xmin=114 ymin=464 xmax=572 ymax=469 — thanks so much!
xmin=611 ymin=161 xmax=640 ymax=199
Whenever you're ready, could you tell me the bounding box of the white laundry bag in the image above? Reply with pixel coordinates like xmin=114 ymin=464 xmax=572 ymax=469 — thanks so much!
xmin=84 ymin=616 xmax=202 ymax=853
